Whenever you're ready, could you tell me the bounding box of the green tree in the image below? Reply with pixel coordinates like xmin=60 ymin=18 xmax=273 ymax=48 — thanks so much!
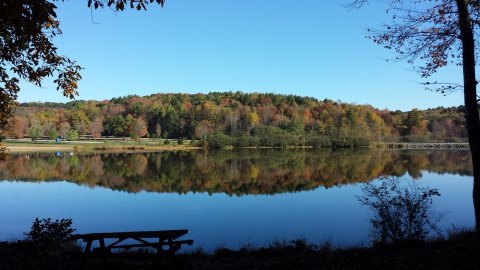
xmin=48 ymin=129 xmax=60 ymax=140
xmin=161 ymin=106 xmax=180 ymax=138
xmin=404 ymin=109 xmax=425 ymax=135
xmin=66 ymin=129 xmax=79 ymax=141
xmin=66 ymin=111 xmax=91 ymax=135
xmin=28 ymin=119 xmax=44 ymax=143
xmin=104 ymin=115 xmax=126 ymax=138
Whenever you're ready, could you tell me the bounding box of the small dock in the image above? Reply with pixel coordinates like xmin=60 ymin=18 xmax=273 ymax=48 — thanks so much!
xmin=385 ymin=143 xmax=470 ymax=150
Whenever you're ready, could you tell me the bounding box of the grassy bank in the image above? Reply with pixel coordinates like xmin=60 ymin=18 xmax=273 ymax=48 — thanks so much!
xmin=1 ymin=231 xmax=479 ymax=270
xmin=3 ymin=139 xmax=201 ymax=153
xmin=2 ymin=139 xmax=471 ymax=154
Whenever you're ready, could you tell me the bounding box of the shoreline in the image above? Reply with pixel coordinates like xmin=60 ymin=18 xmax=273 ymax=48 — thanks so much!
xmin=0 ymin=230 xmax=479 ymax=269
xmin=1 ymin=141 xmax=471 ymax=153
xmin=4 ymin=142 xmax=202 ymax=153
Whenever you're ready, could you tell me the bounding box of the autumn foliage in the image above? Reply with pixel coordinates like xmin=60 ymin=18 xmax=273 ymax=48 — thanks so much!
xmin=4 ymin=92 xmax=467 ymax=147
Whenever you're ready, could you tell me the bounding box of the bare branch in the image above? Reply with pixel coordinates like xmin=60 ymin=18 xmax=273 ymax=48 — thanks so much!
xmin=422 ymin=81 xmax=464 ymax=95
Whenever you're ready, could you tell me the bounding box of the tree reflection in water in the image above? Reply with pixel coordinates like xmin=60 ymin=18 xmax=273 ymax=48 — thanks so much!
xmin=0 ymin=149 xmax=472 ymax=195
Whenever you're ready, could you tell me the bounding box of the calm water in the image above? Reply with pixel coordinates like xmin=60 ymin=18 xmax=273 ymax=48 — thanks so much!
xmin=0 ymin=149 xmax=475 ymax=251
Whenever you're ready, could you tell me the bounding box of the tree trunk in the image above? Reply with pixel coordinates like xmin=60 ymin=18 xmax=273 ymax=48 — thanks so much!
xmin=456 ymin=0 xmax=480 ymax=234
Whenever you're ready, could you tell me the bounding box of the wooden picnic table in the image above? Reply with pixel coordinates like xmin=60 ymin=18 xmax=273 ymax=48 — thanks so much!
xmin=71 ymin=229 xmax=193 ymax=257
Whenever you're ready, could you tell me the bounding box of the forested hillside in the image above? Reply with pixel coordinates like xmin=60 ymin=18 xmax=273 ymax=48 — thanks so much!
xmin=4 ymin=92 xmax=467 ymax=147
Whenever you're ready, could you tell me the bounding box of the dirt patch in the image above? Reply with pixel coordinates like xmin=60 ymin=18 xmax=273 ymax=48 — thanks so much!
xmin=4 ymin=143 xmax=201 ymax=153
xmin=5 ymin=145 xmax=79 ymax=152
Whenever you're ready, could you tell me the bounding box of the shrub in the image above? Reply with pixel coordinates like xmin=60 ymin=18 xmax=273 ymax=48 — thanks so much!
xmin=306 ymin=134 xmax=332 ymax=148
xmin=26 ymin=218 xmax=76 ymax=242
xmin=234 ymin=135 xmax=260 ymax=147
xmin=330 ymin=134 xmax=371 ymax=148
xmin=357 ymin=177 xmax=441 ymax=244
xmin=445 ymin=137 xmax=467 ymax=143
xmin=248 ymin=136 xmax=261 ymax=147
xmin=400 ymin=135 xmax=431 ymax=143
xmin=252 ymin=125 xmax=300 ymax=148
xmin=207 ymin=133 xmax=235 ymax=149
xmin=25 ymin=218 xmax=77 ymax=254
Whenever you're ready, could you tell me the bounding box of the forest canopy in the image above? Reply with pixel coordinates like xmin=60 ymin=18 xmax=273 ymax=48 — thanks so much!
xmin=5 ymin=92 xmax=468 ymax=148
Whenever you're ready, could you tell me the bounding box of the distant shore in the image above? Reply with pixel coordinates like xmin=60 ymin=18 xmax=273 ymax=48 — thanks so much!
xmin=1 ymin=140 xmax=470 ymax=153
xmin=3 ymin=140 xmax=201 ymax=153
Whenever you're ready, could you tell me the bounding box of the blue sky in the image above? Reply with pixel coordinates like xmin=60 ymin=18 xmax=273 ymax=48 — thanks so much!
xmin=17 ymin=0 xmax=464 ymax=111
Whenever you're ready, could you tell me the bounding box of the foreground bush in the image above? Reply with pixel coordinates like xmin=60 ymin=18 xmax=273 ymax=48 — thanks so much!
xmin=357 ymin=178 xmax=441 ymax=244
xmin=24 ymin=218 xmax=77 ymax=255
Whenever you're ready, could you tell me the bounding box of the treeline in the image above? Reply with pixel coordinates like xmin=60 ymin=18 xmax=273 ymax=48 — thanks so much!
xmin=4 ymin=92 xmax=467 ymax=147
xmin=0 ymin=150 xmax=472 ymax=195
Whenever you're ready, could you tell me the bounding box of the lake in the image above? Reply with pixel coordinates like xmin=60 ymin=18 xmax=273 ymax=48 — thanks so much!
xmin=0 ymin=149 xmax=475 ymax=251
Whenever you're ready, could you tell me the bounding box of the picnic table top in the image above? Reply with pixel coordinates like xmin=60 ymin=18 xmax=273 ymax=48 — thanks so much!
xmin=72 ymin=229 xmax=189 ymax=241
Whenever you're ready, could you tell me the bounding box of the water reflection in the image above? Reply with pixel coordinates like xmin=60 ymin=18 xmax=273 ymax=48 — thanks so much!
xmin=0 ymin=149 xmax=472 ymax=195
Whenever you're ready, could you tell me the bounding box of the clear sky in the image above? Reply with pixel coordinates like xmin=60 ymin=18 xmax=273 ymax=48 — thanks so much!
xmin=17 ymin=0 xmax=464 ymax=111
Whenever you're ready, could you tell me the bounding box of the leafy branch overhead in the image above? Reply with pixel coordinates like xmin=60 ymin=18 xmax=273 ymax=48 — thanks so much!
xmin=1 ymin=0 xmax=81 ymax=133
xmin=0 ymin=0 xmax=165 ymax=158
xmin=352 ymin=0 xmax=480 ymax=78
xmin=87 ymin=0 xmax=165 ymax=11
xmin=351 ymin=0 xmax=480 ymax=96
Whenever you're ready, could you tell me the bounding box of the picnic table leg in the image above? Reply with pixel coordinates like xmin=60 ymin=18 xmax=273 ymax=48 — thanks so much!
xmin=167 ymin=237 xmax=177 ymax=265
xmin=153 ymin=237 xmax=168 ymax=267
xmin=85 ymin=240 xmax=93 ymax=254
xmin=99 ymin=238 xmax=107 ymax=262
xmin=155 ymin=237 xmax=163 ymax=255
xmin=81 ymin=240 xmax=93 ymax=269
xmin=99 ymin=238 xmax=105 ymax=249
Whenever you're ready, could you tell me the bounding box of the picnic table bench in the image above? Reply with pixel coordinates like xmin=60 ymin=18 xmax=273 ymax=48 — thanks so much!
xmin=71 ymin=229 xmax=193 ymax=262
